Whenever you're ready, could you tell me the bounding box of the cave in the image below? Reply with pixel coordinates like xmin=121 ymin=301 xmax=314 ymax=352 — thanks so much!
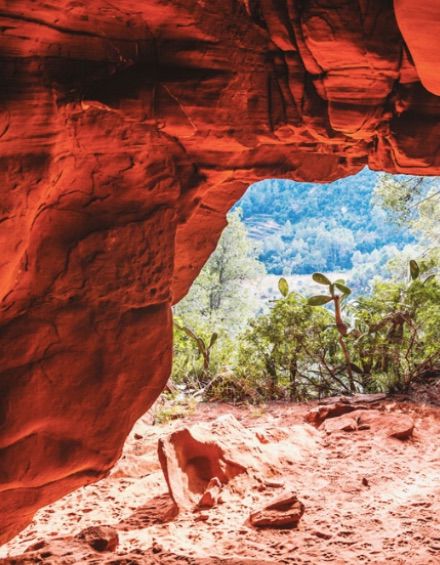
xmin=0 ymin=0 xmax=439 ymax=547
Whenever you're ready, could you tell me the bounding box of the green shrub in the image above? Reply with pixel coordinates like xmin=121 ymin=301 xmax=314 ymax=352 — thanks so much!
xmin=171 ymin=262 xmax=440 ymax=403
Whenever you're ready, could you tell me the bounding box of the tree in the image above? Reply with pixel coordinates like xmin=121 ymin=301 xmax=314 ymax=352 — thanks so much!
xmin=373 ymin=173 xmax=440 ymax=270
xmin=347 ymin=262 xmax=440 ymax=392
xmin=172 ymin=209 xmax=265 ymax=391
xmin=174 ymin=208 xmax=265 ymax=335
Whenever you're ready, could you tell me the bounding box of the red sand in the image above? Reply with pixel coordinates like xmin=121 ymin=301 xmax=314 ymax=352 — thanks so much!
xmin=1 ymin=397 xmax=439 ymax=564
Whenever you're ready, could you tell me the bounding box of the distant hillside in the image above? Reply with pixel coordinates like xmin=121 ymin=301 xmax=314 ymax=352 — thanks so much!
xmin=236 ymin=168 xmax=414 ymax=275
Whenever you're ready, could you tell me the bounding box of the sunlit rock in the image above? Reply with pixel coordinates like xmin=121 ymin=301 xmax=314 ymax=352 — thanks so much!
xmin=0 ymin=0 xmax=438 ymax=543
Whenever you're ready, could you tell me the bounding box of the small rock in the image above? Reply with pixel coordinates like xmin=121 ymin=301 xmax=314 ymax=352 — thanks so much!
xmin=151 ymin=540 xmax=163 ymax=554
xmin=249 ymin=492 xmax=305 ymax=529
xmin=197 ymin=477 xmax=222 ymax=509
xmin=362 ymin=477 xmax=369 ymax=487
xmin=75 ymin=525 xmax=119 ymax=552
xmin=322 ymin=414 xmax=358 ymax=433
xmin=386 ymin=416 xmax=414 ymax=440
xmin=255 ymin=431 xmax=270 ymax=444
xmin=195 ymin=513 xmax=209 ymax=522
xmin=305 ymin=402 xmax=359 ymax=427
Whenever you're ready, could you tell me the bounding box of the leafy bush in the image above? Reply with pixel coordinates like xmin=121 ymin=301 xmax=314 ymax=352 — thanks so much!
xmin=346 ymin=261 xmax=440 ymax=392
xmin=172 ymin=316 xmax=236 ymax=398
xmin=231 ymin=261 xmax=440 ymax=400
xmin=222 ymin=281 xmax=344 ymax=402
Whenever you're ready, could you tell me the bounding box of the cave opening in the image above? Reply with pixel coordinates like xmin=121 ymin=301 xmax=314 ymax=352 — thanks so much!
xmin=172 ymin=166 xmax=439 ymax=404
xmin=1 ymin=0 xmax=440 ymax=559
xmin=4 ymin=166 xmax=438 ymax=562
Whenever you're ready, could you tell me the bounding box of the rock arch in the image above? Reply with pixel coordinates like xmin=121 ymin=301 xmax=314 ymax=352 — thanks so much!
xmin=0 ymin=0 xmax=439 ymax=543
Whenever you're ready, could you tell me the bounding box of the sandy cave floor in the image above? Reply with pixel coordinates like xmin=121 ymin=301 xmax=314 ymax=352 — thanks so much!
xmin=1 ymin=390 xmax=440 ymax=565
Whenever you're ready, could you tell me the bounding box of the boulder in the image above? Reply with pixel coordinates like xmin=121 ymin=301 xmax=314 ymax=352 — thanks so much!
xmin=158 ymin=416 xmax=252 ymax=511
xmin=322 ymin=415 xmax=358 ymax=434
xmin=305 ymin=401 xmax=360 ymax=427
xmin=158 ymin=414 xmax=319 ymax=512
xmin=307 ymin=394 xmax=388 ymax=426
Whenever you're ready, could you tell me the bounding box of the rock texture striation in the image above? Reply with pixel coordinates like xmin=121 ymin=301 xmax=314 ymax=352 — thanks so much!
xmin=0 ymin=0 xmax=439 ymax=544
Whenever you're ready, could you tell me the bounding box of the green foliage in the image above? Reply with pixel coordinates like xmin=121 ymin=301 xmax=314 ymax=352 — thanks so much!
xmin=239 ymin=169 xmax=416 ymax=276
xmin=174 ymin=323 xmax=218 ymax=374
xmin=278 ymin=277 xmax=289 ymax=297
xmin=171 ymin=209 xmax=265 ymax=400
xmin=308 ymin=273 xmax=354 ymax=390
xmin=232 ymin=288 xmax=344 ymax=401
xmin=312 ymin=273 xmax=331 ymax=286
xmin=172 ymin=316 xmax=235 ymax=397
xmin=374 ymin=174 xmax=440 ymax=276
xmin=373 ymin=174 xmax=425 ymax=226
xmin=409 ymin=259 xmax=420 ymax=281
xmin=346 ymin=264 xmax=440 ymax=392
xmin=335 ymin=282 xmax=351 ymax=295
xmin=221 ymin=262 xmax=440 ymax=401
xmin=172 ymin=258 xmax=439 ymax=404
xmin=308 ymin=295 xmax=332 ymax=305
xmin=153 ymin=392 xmax=197 ymax=425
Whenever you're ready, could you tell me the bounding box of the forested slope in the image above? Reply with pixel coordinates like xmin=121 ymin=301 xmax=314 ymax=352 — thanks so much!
xmin=237 ymin=168 xmax=415 ymax=275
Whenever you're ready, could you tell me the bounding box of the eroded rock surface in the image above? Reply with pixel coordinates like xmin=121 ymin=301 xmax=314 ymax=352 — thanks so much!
xmin=1 ymin=0 xmax=440 ymax=543
xmin=74 ymin=525 xmax=119 ymax=553
xmin=308 ymin=396 xmax=415 ymax=439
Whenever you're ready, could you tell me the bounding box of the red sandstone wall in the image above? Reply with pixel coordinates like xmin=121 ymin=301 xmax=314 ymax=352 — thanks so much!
xmin=0 ymin=0 xmax=439 ymax=544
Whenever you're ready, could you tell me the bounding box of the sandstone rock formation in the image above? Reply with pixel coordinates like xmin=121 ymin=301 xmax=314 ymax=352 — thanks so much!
xmin=305 ymin=393 xmax=387 ymax=425
xmin=321 ymin=410 xmax=415 ymax=439
xmin=74 ymin=525 xmax=119 ymax=553
xmin=158 ymin=413 xmax=320 ymax=515
xmin=307 ymin=396 xmax=415 ymax=439
xmin=158 ymin=418 xmax=247 ymax=511
xmin=0 ymin=0 xmax=439 ymax=544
